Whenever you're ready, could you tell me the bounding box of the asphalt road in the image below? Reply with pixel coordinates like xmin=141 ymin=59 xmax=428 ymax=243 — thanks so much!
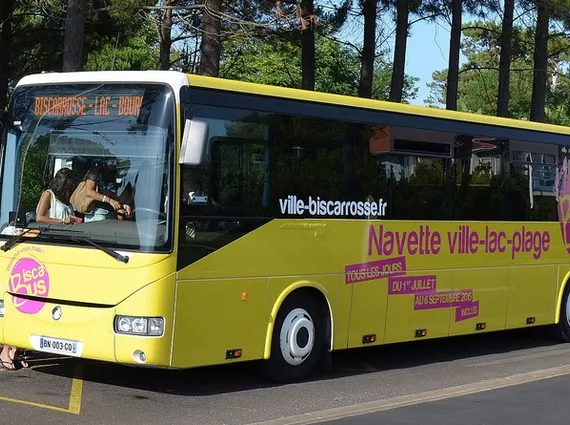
xmin=1 ymin=327 xmax=570 ymax=425
xmin=321 ymin=374 xmax=570 ymax=425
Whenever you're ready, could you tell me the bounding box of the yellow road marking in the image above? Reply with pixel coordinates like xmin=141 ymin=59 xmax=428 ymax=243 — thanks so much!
xmin=67 ymin=362 xmax=84 ymax=414
xmin=0 ymin=395 xmax=70 ymax=413
xmin=0 ymin=361 xmax=84 ymax=415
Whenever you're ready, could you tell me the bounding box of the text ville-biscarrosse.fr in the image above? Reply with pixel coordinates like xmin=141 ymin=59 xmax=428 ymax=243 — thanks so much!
xmin=279 ymin=196 xmax=388 ymax=217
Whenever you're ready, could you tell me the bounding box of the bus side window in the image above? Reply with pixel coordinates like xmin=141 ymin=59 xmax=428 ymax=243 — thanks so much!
xmin=210 ymin=136 xmax=268 ymax=217
xmin=509 ymin=141 xmax=558 ymax=221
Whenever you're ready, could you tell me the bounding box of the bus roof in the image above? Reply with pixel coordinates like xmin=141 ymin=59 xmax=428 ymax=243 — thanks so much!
xmin=187 ymin=73 xmax=570 ymax=138
xmin=15 ymin=70 xmax=189 ymax=102
xmin=15 ymin=70 xmax=570 ymax=137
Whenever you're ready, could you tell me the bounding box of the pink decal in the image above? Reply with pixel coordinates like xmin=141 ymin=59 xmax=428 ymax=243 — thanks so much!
xmin=368 ymin=224 xmax=442 ymax=257
xmin=446 ymin=225 xmax=549 ymax=260
xmin=345 ymin=251 xmax=481 ymax=321
xmin=555 ymin=159 xmax=570 ymax=255
xmin=455 ymin=301 xmax=480 ymax=322
xmin=345 ymin=256 xmax=406 ymax=284
xmin=414 ymin=289 xmax=473 ymax=310
xmin=367 ymin=223 xmax=550 ymax=260
xmin=383 ymin=270 xmax=479 ymax=322
xmin=412 ymin=287 xmax=477 ymax=322
xmin=8 ymin=257 xmax=50 ymax=314
xmin=388 ymin=275 xmax=437 ymax=295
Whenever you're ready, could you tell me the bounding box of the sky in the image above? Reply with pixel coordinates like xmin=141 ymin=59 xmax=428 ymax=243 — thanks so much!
xmin=406 ymin=19 xmax=453 ymax=106
xmin=406 ymin=14 xmax=484 ymax=107
xmin=397 ymin=15 xmax=476 ymax=107
xmin=338 ymin=11 xmax=464 ymax=108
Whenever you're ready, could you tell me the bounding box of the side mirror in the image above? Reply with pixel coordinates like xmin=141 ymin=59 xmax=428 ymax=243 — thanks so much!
xmin=179 ymin=119 xmax=208 ymax=166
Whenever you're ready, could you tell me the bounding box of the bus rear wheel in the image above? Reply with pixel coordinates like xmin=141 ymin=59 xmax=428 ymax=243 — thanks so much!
xmin=260 ymin=291 xmax=323 ymax=383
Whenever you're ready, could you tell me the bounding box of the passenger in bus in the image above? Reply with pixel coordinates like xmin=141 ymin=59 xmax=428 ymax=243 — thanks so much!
xmin=35 ymin=167 xmax=79 ymax=224
xmin=115 ymin=160 xmax=163 ymax=218
xmin=78 ymin=161 xmax=132 ymax=222
xmin=117 ymin=181 xmax=135 ymax=207
xmin=115 ymin=167 xmax=136 ymax=219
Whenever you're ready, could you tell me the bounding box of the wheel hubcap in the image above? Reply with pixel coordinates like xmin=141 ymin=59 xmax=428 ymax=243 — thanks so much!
xmin=280 ymin=308 xmax=315 ymax=366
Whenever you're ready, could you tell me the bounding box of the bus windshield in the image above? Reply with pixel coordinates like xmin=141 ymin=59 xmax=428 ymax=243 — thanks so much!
xmin=0 ymin=83 xmax=175 ymax=252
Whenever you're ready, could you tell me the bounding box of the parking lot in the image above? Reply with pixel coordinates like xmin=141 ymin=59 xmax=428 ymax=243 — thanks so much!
xmin=1 ymin=328 xmax=569 ymax=425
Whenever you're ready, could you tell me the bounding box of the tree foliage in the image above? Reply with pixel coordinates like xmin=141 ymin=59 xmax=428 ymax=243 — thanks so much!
xmin=220 ymin=34 xmax=418 ymax=101
xmin=1 ymin=0 xmax=570 ymax=128
xmin=426 ymin=19 xmax=570 ymax=124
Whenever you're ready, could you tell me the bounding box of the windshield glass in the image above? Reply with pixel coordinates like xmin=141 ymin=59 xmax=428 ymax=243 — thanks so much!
xmin=0 ymin=83 xmax=175 ymax=252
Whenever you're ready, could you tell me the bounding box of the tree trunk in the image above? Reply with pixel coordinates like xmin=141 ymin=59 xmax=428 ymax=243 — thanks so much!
xmin=159 ymin=3 xmax=173 ymax=70
xmin=198 ymin=0 xmax=222 ymax=76
xmin=358 ymin=0 xmax=376 ymax=98
xmin=0 ymin=0 xmax=15 ymax=111
xmin=389 ymin=0 xmax=409 ymax=102
xmin=496 ymin=0 xmax=514 ymax=117
xmin=300 ymin=0 xmax=315 ymax=91
xmin=63 ymin=0 xmax=88 ymax=72
xmin=445 ymin=0 xmax=462 ymax=111
xmin=530 ymin=0 xmax=550 ymax=122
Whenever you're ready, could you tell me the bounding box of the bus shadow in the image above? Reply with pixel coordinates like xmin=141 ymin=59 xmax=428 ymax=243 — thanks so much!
xmin=30 ymin=326 xmax=563 ymax=396
xmin=328 ymin=327 xmax=560 ymax=376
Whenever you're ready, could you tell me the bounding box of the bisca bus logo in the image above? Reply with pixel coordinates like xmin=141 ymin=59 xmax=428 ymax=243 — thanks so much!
xmin=8 ymin=257 xmax=50 ymax=314
xmin=555 ymin=159 xmax=570 ymax=255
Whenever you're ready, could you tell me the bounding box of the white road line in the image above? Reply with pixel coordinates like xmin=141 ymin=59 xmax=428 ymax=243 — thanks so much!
xmin=246 ymin=365 xmax=570 ymax=425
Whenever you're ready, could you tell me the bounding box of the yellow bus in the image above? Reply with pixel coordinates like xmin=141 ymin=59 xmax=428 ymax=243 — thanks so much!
xmin=1 ymin=70 xmax=570 ymax=382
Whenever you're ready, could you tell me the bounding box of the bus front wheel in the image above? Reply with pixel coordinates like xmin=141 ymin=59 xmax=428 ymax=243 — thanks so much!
xmin=260 ymin=291 xmax=323 ymax=383
xmin=554 ymin=284 xmax=570 ymax=342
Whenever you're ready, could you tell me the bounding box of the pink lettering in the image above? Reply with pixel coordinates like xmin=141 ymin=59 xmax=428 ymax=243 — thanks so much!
xmin=9 ymin=257 xmax=50 ymax=315
xmin=367 ymin=225 xmax=442 ymax=257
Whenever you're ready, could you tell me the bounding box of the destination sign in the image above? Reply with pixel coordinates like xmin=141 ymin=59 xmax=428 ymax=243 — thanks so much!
xmin=33 ymin=95 xmax=143 ymax=117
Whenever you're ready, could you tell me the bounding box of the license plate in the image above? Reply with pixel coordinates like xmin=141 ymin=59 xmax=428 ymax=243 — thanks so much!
xmin=30 ymin=335 xmax=84 ymax=357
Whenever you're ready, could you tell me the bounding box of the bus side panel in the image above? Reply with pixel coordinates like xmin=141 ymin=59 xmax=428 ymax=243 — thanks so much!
xmin=506 ymin=266 xmax=557 ymax=328
xmin=333 ymin=275 xmax=352 ymax=350
xmin=384 ymin=271 xmax=454 ymax=343
xmin=347 ymin=279 xmax=388 ymax=347
xmin=0 ymin=296 xmax=4 ymax=343
xmin=450 ymin=268 xmax=508 ymax=336
xmin=171 ymin=277 xmax=268 ymax=368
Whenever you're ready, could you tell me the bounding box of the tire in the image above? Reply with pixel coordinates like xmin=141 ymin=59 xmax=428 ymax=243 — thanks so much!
xmin=259 ymin=291 xmax=323 ymax=383
xmin=554 ymin=285 xmax=570 ymax=342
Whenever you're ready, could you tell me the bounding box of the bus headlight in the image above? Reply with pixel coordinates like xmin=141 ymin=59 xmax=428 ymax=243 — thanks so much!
xmin=114 ymin=316 xmax=164 ymax=336
xmin=0 ymin=300 xmax=4 ymax=318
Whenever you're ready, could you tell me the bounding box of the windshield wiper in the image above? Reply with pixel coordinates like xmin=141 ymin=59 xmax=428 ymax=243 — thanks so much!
xmin=72 ymin=237 xmax=129 ymax=264
xmin=0 ymin=228 xmax=42 ymax=252
xmin=1 ymin=227 xmax=129 ymax=264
